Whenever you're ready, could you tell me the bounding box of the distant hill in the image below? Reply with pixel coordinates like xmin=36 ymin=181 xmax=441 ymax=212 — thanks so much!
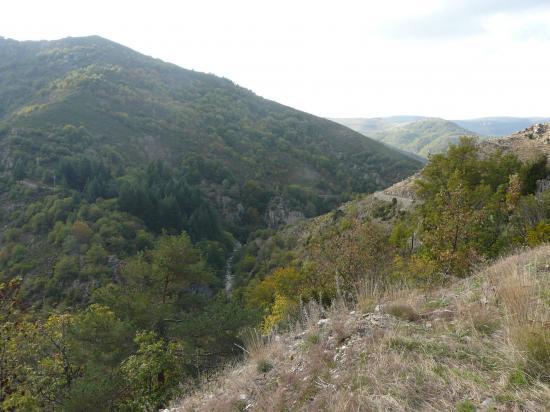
xmin=332 ymin=117 xmax=479 ymax=157
xmin=454 ymin=117 xmax=550 ymax=136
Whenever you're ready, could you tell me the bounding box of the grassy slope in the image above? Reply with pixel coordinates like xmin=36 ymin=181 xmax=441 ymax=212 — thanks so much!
xmin=174 ymin=246 xmax=550 ymax=411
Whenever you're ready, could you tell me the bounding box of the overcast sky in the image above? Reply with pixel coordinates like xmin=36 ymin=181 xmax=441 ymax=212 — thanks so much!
xmin=2 ymin=0 xmax=550 ymax=119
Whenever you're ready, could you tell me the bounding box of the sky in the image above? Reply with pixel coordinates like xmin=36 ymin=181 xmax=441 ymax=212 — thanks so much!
xmin=2 ymin=0 xmax=550 ymax=119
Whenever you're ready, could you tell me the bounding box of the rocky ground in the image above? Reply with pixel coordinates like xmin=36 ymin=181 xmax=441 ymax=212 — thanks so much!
xmin=480 ymin=123 xmax=550 ymax=162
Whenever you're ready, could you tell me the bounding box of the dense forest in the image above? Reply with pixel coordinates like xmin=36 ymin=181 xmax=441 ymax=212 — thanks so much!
xmin=0 ymin=35 xmax=421 ymax=297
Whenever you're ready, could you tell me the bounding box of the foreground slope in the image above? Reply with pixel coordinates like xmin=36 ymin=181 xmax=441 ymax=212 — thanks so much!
xmin=333 ymin=117 xmax=479 ymax=157
xmin=174 ymin=246 xmax=550 ymax=411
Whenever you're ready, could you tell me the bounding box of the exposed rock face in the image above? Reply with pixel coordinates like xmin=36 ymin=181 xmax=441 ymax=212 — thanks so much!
xmin=536 ymin=178 xmax=550 ymax=194
xmin=382 ymin=172 xmax=420 ymax=200
xmin=265 ymin=196 xmax=305 ymax=228
xmin=479 ymin=123 xmax=550 ymax=162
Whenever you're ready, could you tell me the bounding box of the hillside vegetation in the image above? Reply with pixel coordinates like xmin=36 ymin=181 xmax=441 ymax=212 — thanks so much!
xmin=333 ymin=117 xmax=480 ymax=157
xmin=2 ymin=36 xmax=550 ymax=411
xmin=167 ymin=135 xmax=550 ymax=410
xmin=232 ymin=137 xmax=550 ymax=313
xmin=0 ymin=36 xmax=422 ymax=410
xmin=174 ymin=137 xmax=550 ymax=411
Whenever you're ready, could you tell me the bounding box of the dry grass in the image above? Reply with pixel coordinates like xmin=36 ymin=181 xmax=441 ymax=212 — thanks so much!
xmin=486 ymin=246 xmax=550 ymax=382
xmin=172 ymin=246 xmax=550 ymax=411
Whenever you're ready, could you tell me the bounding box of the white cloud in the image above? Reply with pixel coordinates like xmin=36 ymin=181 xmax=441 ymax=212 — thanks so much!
xmin=1 ymin=0 xmax=550 ymax=119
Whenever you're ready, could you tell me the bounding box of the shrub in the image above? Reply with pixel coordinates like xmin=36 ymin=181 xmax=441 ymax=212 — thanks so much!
xmin=54 ymin=255 xmax=79 ymax=282
xmin=526 ymin=222 xmax=550 ymax=246
xmin=456 ymin=399 xmax=476 ymax=412
xmin=385 ymin=303 xmax=418 ymax=322
xmin=256 ymin=359 xmax=273 ymax=374
xmin=72 ymin=220 xmax=93 ymax=243
xmin=508 ymin=368 xmax=528 ymax=387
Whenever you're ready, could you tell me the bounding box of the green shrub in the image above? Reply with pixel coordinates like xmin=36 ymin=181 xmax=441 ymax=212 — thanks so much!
xmin=54 ymin=255 xmax=79 ymax=282
xmin=456 ymin=399 xmax=476 ymax=412
xmin=256 ymin=359 xmax=273 ymax=374
xmin=508 ymin=368 xmax=528 ymax=387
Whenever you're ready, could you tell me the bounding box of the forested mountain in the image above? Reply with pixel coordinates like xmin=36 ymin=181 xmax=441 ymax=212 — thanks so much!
xmin=5 ymin=35 xmax=547 ymax=411
xmin=332 ymin=117 xmax=480 ymax=157
xmin=0 ymin=34 xmax=423 ymax=305
xmin=0 ymin=35 xmax=419 ymax=214
xmin=0 ymin=36 xmax=422 ymax=409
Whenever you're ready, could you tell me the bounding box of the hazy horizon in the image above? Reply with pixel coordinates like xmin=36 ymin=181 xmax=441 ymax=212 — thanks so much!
xmin=2 ymin=0 xmax=550 ymax=119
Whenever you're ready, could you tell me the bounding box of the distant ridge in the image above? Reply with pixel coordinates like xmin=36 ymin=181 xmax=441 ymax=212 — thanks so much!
xmin=333 ymin=115 xmax=550 ymax=157
xmin=331 ymin=117 xmax=479 ymax=157
xmin=453 ymin=117 xmax=550 ymax=136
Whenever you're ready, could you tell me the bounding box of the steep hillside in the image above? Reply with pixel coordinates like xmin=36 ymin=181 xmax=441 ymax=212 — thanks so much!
xmin=0 ymin=35 xmax=422 ymax=303
xmin=455 ymin=117 xmax=550 ymax=136
xmin=332 ymin=117 xmax=480 ymax=157
xmin=174 ymin=246 xmax=550 ymax=411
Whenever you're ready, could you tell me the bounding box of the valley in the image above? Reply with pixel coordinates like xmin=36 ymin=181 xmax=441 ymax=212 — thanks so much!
xmin=0 ymin=35 xmax=549 ymax=412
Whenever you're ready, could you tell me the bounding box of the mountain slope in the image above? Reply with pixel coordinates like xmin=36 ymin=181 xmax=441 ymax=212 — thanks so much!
xmin=332 ymin=117 xmax=479 ymax=157
xmin=0 ymin=36 xmax=421 ymax=206
xmin=0 ymin=36 xmax=423 ymax=306
xmin=174 ymin=127 xmax=550 ymax=411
